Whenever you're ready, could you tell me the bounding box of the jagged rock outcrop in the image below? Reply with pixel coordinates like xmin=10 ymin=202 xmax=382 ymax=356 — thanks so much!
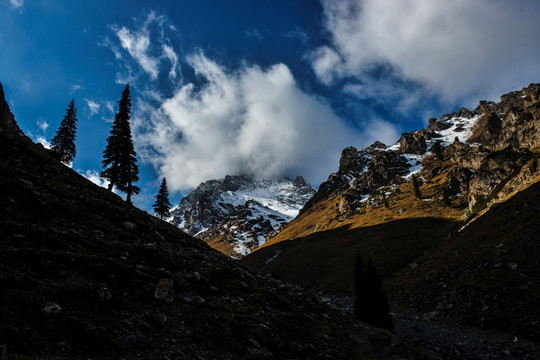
xmin=468 ymin=149 xmax=533 ymax=212
xmin=171 ymin=175 xmax=316 ymax=257
xmin=397 ymin=132 xmax=427 ymax=155
xmin=354 ymin=150 xmax=410 ymax=192
xmin=300 ymin=146 xmax=369 ymax=214
xmin=445 ymin=167 xmax=474 ymax=197
xmin=445 ymin=139 xmax=488 ymax=170
xmin=473 ymin=83 xmax=540 ymax=151
xmin=299 ymin=83 xmax=540 ymax=221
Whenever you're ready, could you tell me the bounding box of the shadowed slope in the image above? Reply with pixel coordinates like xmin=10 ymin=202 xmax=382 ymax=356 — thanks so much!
xmin=242 ymin=217 xmax=461 ymax=295
xmin=390 ymin=180 xmax=540 ymax=340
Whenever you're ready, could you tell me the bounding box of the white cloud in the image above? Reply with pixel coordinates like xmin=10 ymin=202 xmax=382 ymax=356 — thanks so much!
xmin=110 ymin=11 xmax=180 ymax=82
xmin=85 ymin=99 xmax=101 ymax=116
xmin=313 ymin=0 xmax=540 ymax=103
xmin=37 ymin=118 xmax=49 ymax=132
xmin=162 ymin=44 xmax=178 ymax=79
xmin=245 ymin=28 xmax=263 ymax=40
xmin=104 ymin=100 xmax=115 ymax=114
xmin=115 ymin=26 xmax=160 ymax=79
xmin=35 ymin=136 xmax=50 ymax=149
xmin=133 ymin=52 xmax=381 ymax=191
xmin=9 ymin=0 xmax=23 ymax=9
xmin=69 ymin=84 xmax=83 ymax=94
xmin=309 ymin=46 xmax=343 ymax=85
xmin=283 ymin=27 xmax=310 ymax=44
xmin=80 ymin=169 xmax=119 ymax=193
xmin=363 ymin=119 xmax=400 ymax=146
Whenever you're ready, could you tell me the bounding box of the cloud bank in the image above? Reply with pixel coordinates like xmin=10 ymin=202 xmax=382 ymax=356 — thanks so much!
xmin=312 ymin=0 xmax=540 ymax=103
xmin=134 ymin=53 xmax=368 ymax=191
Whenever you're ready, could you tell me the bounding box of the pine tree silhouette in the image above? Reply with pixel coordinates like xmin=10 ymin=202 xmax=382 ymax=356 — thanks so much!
xmin=101 ymin=84 xmax=139 ymax=203
xmin=354 ymin=255 xmax=393 ymax=329
xmin=381 ymin=191 xmax=390 ymax=208
xmin=50 ymin=99 xmax=77 ymax=164
xmin=153 ymin=177 xmax=172 ymax=220
xmin=412 ymin=174 xmax=422 ymax=199
xmin=431 ymin=140 xmax=444 ymax=160
xmin=442 ymin=187 xmax=451 ymax=206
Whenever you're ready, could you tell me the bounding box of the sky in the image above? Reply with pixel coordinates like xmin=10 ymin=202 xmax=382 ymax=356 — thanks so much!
xmin=2 ymin=0 xmax=540 ymax=212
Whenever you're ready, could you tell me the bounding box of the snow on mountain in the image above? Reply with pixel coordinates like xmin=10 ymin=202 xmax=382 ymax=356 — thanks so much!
xmin=302 ymin=110 xmax=481 ymax=214
xmin=170 ymin=175 xmax=316 ymax=257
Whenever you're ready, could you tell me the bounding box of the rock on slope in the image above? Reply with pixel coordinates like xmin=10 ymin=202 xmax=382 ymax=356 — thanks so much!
xmin=170 ymin=175 xmax=315 ymax=258
xmin=242 ymin=83 xmax=540 ymax=343
xmin=0 ymin=82 xmax=429 ymax=359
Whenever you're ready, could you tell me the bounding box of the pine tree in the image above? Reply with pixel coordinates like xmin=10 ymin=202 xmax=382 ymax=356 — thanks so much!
xmin=50 ymin=99 xmax=77 ymax=164
xmin=101 ymin=84 xmax=140 ymax=203
xmin=354 ymin=255 xmax=393 ymax=329
xmin=153 ymin=177 xmax=172 ymax=220
xmin=381 ymin=191 xmax=390 ymax=209
xmin=412 ymin=174 xmax=422 ymax=199
xmin=442 ymin=187 xmax=451 ymax=206
xmin=431 ymin=140 xmax=444 ymax=160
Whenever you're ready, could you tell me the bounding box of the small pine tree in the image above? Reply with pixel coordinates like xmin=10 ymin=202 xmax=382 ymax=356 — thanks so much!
xmin=412 ymin=174 xmax=422 ymax=198
xmin=381 ymin=191 xmax=390 ymax=209
xmin=153 ymin=177 xmax=172 ymax=220
xmin=442 ymin=187 xmax=451 ymax=206
xmin=354 ymin=255 xmax=393 ymax=329
xmin=50 ymin=99 xmax=77 ymax=164
xmin=431 ymin=140 xmax=444 ymax=160
xmin=101 ymin=84 xmax=140 ymax=203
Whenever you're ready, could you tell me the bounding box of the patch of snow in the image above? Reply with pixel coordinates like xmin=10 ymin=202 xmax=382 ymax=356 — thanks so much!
xmin=265 ymin=249 xmax=282 ymax=264
xmin=433 ymin=115 xmax=482 ymax=146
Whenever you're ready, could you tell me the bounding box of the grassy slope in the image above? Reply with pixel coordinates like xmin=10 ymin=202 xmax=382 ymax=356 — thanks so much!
xmin=243 ymin=159 xmax=465 ymax=294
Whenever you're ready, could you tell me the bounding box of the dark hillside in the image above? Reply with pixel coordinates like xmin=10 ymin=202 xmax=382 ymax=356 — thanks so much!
xmin=242 ymin=217 xmax=460 ymax=295
xmin=0 ymin=82 xmax=428 ymax=359
xmin=390 ymin=179 xmax=540 ymax=340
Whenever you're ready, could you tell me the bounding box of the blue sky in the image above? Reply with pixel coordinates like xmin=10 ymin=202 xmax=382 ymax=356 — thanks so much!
xmin=2 ymin=0 xmax=540 ymax=212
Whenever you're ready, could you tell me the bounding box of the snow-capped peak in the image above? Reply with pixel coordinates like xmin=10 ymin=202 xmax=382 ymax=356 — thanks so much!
xmin=170 ymin=175 xmax=316 ymax=257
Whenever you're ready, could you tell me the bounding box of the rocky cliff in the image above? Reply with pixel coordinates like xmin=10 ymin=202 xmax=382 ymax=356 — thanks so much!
xmin=298 ymin=83 xmax=540 ymax=222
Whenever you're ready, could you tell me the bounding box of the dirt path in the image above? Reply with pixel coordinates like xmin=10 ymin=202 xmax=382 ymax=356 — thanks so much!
xmin=393 ymin=312 xmax=538 ymax=360
xmin=317 ymin=294 xmax=539 ymax=359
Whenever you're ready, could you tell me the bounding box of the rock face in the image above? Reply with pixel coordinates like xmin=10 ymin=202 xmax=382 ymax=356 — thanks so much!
xmin=397 ymin=132 xmax=427 ymax=155
xmin=302 ymin=83 xmax=540 ymax=217
xmin=170 ymin=175 xmax=316 ymax=257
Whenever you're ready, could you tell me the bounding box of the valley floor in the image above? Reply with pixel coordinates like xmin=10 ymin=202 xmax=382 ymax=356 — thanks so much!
xmin=318 ymin=295 xmax=540 ymax=360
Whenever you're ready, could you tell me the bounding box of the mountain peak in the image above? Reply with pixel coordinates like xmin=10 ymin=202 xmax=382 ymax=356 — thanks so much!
xmin=171 ymin=175 xmax=316 ymax=257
